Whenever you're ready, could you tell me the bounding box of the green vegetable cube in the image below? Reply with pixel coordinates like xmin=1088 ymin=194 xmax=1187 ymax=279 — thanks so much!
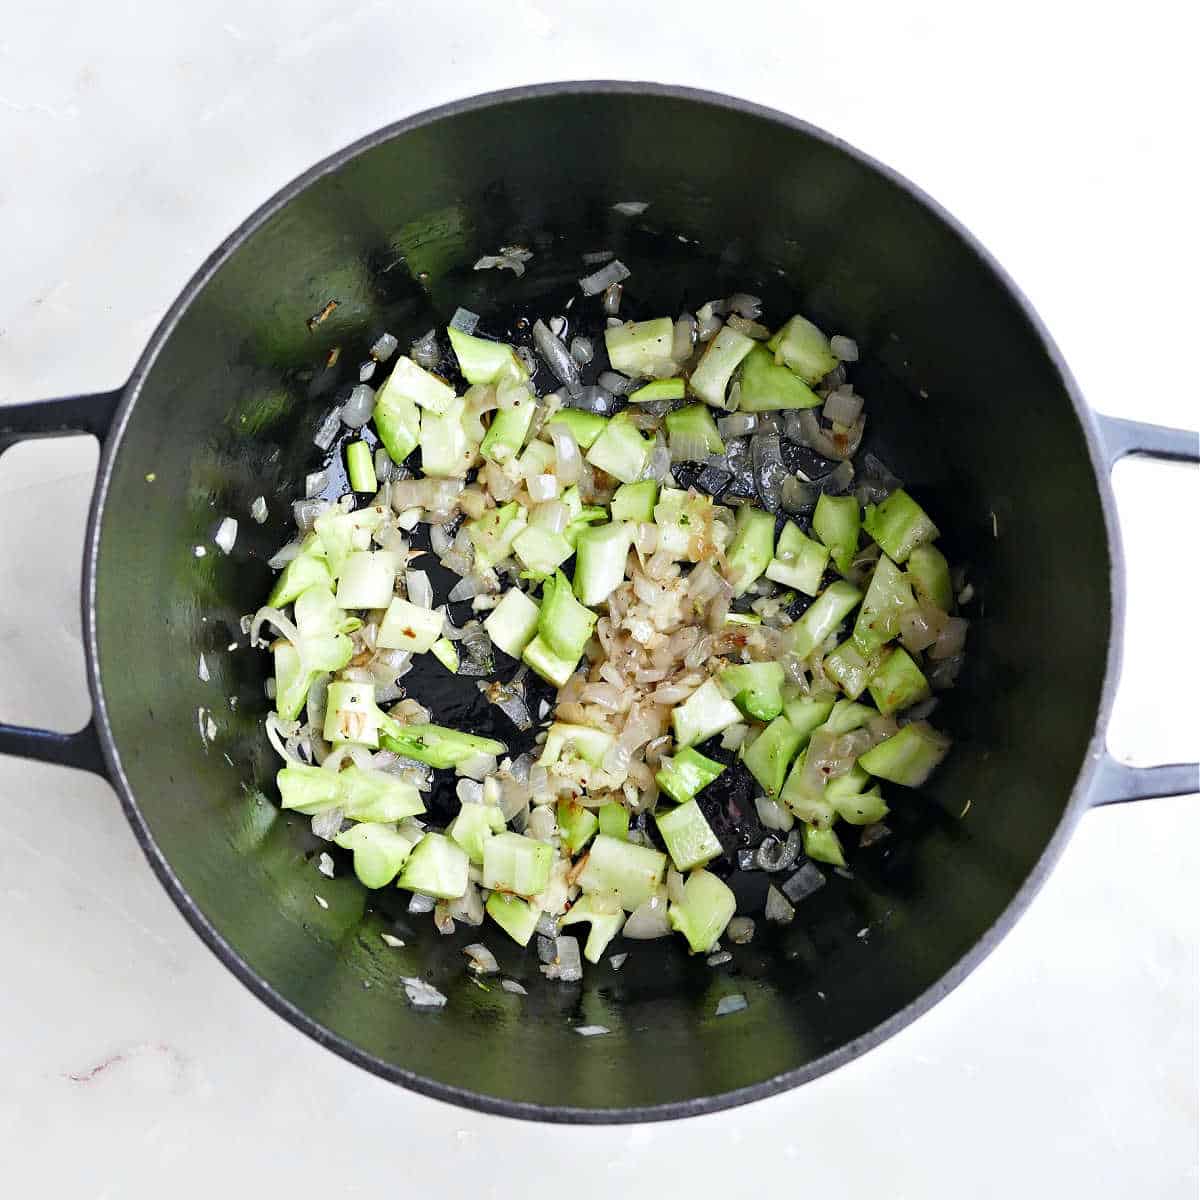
xmin=789 ymin=580 xmax=862 ymax=659
xmin=823 ymin=639 xmax=882 ymax=702
xmin=578 ymin=834 xmax=667 ymax=911
xmin=802 ymin=823 xmax=846 ymax=867
xmin=766 ymin=314 xmax=838 ymax=384
xmin=482 ymin=831 xmax=554 ymax=898
xmin=672 ymin=679 xmax=744 ymax=748
xmin=396 ymin=832 xmax=470 ymax=899
xmin=654 ymin=800 xmax=723 ymax=871
xmin=766 ymin=521 xmax=829 ymax=596
xmin=483 ymin=588 xmax=541 ymax=659
xmin=812 ymin=493 xmax=861 ymax=576
xmin=654 ymin=747 xmax=726 ymax=805
xmin=859 ymin=721 xmax=951 ymax=787
xmin=449 ymin=803 xmax=506 ymax=865
xmin=585 ymin=413 xmax=652 ymax=484
xmin=742 ymin=714 xmax=806 ymax=796
xmin=868 ymin=646 xmax=931 ymax=715
xmin=863 ymin=489 xmax=939 ymax=564
xmin=598 ymin=802 xmax=630 ymax=841
xmin=560 ymin=895 xmax=626 ymax=963
xmin=737 ymin=343 xmax=823 ymax=411
xmin=334 ymin=824 xmax=416 ymax=889
xmin=604 ymin=317 xmax=675 ymax=378
xmin=556 ymin=799 xmax=600 ymax=855
xmin=486 ymin=892 xmax=541 ymax=946
xmin=611 ymin=479 xmax=659 ymax=523
xmin=907 ymin=543 xmax=953 ymax=611
xmin=667 ymin=869 xmax=736 ymax=953
xmin=719 ymin=661 xmax=786 ymax=721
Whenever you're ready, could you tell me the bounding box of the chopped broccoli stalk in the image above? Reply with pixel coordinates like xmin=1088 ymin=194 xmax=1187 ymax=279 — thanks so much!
xmin=521 ymin=634 xmax=579 ymax=688
xmin=448 ymin=803 xmax=506 ymax=865
xmin=652 ymin=487 xmax=729 ymax=562
xmin=556 ymin=799 xmax=600 ymax=855
xmin=782 ymin=695 xmax=836 ymax=742
xmin=334 ymin=550 xmax=396 ymax=610
xmin=604 ymin=317 xmax=676 ymax=378
xmin=546 ymin=408 xmax=609 ymax=450
xmin=736 ymin=342 xmax=823 ymax=411
xmin=480 ymin=393 xmax=536 ymax=463
xmin=767 ymin=314 xmax=838 ymax=384
xmin=726 ymin=505 xmax=776 ymax=596
xmin=868 ymin=646 xmax=932 ymax=715
xmin=863 ymin=489 xmax=939 ymax=563
xmin=382 ymin=355 xmax=457 ymax=414
xmin=396 ymin=831 xmax=470 ymax=899
xmin=380 ymin=723 xmax=506 ymax=769
xmin=667 ymin=869 xmax=736 ymax=953
xmin=271 ymin=584 xmax=357 ymax=719
xmin=779 ymin=748 xmax=836 ymax=828
xmin=538 ymin=570 xmax=597 ymax=662
xmin=813 ymin=493 xmax=862 ymax=576
xmin=655 ymin=747 xmax=726 ymax=805
xmin=563 ymin=503 xmax=610 ymax=550
xmin=743 ymin=713 xmax=806 ymax=796
xmin=430 ymin=637 xmax=459 ymax=672
xmin=467 ymin=502 xmax=528 ymax=570
xmin=345 ymin=440 xmax=378 ymax=493
xmin=853 ymin=553 xmax=917 ymax=654
xmin=766 ymin=521 xmax=830 ymax=596
xmin=277 ymin=764 xmax=341 ymax=814
xmin=585 ymin=413 xmax=652 ymax=484
xmin=486 ymin=892 xmax=541 ymax=946
xmin=824 ymin=639 xmax=883 ymax=702
xmin=789 ymin=580 xmax=863 ymax=659
xmin=689 ymin=326 xmax=756 ymax=409
xmin=374 ymin=364 xmax=424 ymax=463
xmin=907 ymin=543 xmax=953 ymax=611
xmin=324 ymin=680 xmax=384 ymax=747
xmin=514 ymin=525 xmax=573 ymax=580
xmin=831 ymin=785 xmax=888 ymax=826
xmin=859 ymin=721 xmax=951 ymax=786
xmin=483 ymin=587 xmax=540 ymax=659
xmin=334 ymin=823 xmax=417 ymax=889
xmin=611 ymin=479 xmax=658 ymax=523
xmin=598 ymin=802 xmax=630 ymax=841
xmin=802 ymin=823 xmax=846 ymax=867
xmin=654 ymin=800 xmax=723 ymax=871
xmin=560 ymin=895 xmax=626 ymax=963
xmin=671 ymin=679 xmax=744 ymax=748
xmin=825 ymin=761 xmax=872 ymax=800
xmin=578 ymin=834 xmax=668 ymax=911
xmin=719 ymin=661 xmax=786 ymax=722
xmin=267 ymin=539 xmax=332 ymax=607
xmin=538 ymin=722 xmax=614 ymax=767
xmin=665 ymin=403 xmax=725 ymax=455
xmin=313 ymin=506 xmax=386 ymax=579
xmin=447 ymin=326 xmax=527 ymax=386
xmin=482 ymin=831 xmax=554 ymax=897
xmin=420 ymin=394 xmax=475 ymax=478
xmin=378 ymin=597 xmax=444 ymax=653
xmin=821 ymin=699 xmax=876 ymax=734
xmin=573 ymin=521 xmax=633 ymax=605
xmin=629 ymin=377 xmax=686 ymax=403
xmin=338 ymin=766 xmax=426 ymax=821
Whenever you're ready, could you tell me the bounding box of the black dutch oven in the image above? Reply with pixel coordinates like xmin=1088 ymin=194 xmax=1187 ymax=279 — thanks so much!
xmin=2 ymin=83 xmax=1196 ymax=1123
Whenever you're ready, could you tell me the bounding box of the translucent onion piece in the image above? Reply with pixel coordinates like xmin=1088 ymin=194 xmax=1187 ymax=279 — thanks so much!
xmin=340 ymin=384 xmax=376 ymax=428
xmin=579 ymin=258 xmax=630 ymax=296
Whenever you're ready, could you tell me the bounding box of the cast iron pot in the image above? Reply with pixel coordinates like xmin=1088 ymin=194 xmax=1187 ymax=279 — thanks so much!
xmin=2 ymin=83 xmax=1197 ymax=1123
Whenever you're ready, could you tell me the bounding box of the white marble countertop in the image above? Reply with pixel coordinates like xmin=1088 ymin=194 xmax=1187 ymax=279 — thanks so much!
xmin=1 ymin=1 xmax=1196 ymax=1195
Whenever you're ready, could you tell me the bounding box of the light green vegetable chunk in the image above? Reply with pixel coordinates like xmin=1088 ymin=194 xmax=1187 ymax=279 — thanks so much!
xmin=802 ymin=823 xmax=846 ymax=867
xmin=719 ymin=661 xmax=786 ymax=722
xmin=578 ymin=834 xmax=667 ymax=911
xmin=560 ymin=895 xmax=626 ymax=963
xmin=737 ymin=343 xmax=823 ymax=411
xmin=766 ymin=314 xmax=838 ymax=384
xmin=743 ymin=713 xmax=806 ymax=797
xmin=483 ymin=831 xmax=554 ymax=898
xmin=334 ymin=824 xmax=417 ymax=888
xmin=585 ymin=413 xmax=653 ymax=484
xmin=859 ymin=721 xmax=951 ymax=786
xmin=823 ymin=639 xmax=882 ymax=702
xmin=483 ymin=587 xmax=540 ymax=659
xmin=448 ymin=327 xmax=527 ymax=386
xmin=611 ymin=479 xmax=659 ymax=523
xmin=486 ymin=892 xmax=541 ymax=945
xmin=598 ymin=802 xmax=630 ymax=841
xmin=766 ymin=521 xmax=829 ymax=596
xmin=863 ymin=489 xmax=939 ymax=564
xmin=655 ymin=748 xmax=726 ymax=805
xmin=788 ymin=580 xmax=863 ymax=660
xmin=812 ymin=493 xmax=861 ymax=576
xmin=449 ymin=804 xmax=506 ymax=865
xmin=546 ymin=409 xmax=608 ymax=450
xmin=655 ymin=800 xmax=723 ymax=871
xmin=907 ymin=543 xmax=953 ymax=611
xmin=665 ymin=403 xmax=725 ymax=456
xmin=668 ymin=869 xmax=736 ymax=953
xmin=380 ymin=723 xmax=506 ymax=768
xmin=556 ymin=799 xmax=600 ymax=855
xmin=853 ymin=553 xmax=917 ymax=654
xmin=726 ymin=505 xmax=776 ymax=597
xmin=604 ymin=317 xmax=675 ymax=378
xmin=629 ymin=377 xmax=685 ymax=403
xmin=672 ymin=679 xmax=744 ymax=748
xmin=689 ymin=326 xmax=755 ymax=408
xmin=396 ymin=832 xmax=470 ymax=899
xmin=868 ymin=646 xmax=931 ymax=715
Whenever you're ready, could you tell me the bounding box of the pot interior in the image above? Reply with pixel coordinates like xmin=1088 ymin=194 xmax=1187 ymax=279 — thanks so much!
xmin=93 ymin=87 xmax=1111 ymax=1117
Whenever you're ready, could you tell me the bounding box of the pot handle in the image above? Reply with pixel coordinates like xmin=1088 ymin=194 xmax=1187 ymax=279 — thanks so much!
xmin=0 ymin=391 xmax=123 ymax=776
xmin=1091 ymin=413 xmax=1199 ymax=806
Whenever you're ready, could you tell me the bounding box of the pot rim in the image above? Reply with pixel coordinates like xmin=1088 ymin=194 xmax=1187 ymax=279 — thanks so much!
xmin=81 ymin=80 xmax=1125 ymax=1124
